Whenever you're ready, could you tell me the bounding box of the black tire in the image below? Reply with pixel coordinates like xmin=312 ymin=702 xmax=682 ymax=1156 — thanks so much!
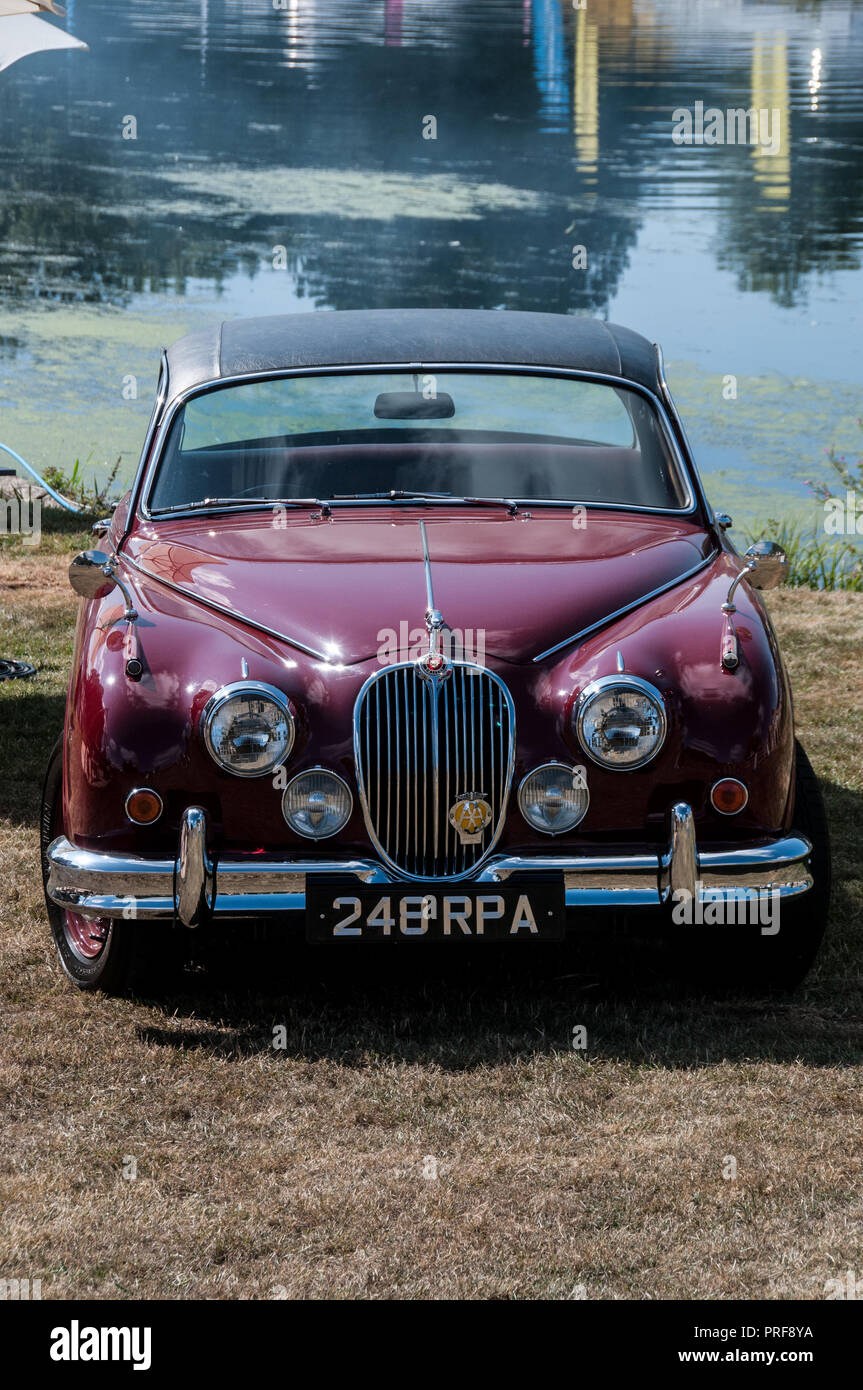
xmin=674 ymin=741 xmax=831 ymax=992
xmin=748 ymin=739 xmax=831 ymax=989
xmin=40 ymin=738 xmax=184 ymax=995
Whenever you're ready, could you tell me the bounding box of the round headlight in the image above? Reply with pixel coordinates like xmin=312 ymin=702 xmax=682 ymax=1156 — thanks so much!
xmin=518 ymin=762 xmax=589 ymax=835
xmin=282 ymin=768 xmax=353 ymax=840
xmin=202 ymin=681 xmax=294 ymax=778
xmin=574 ymin=676 xmax=667 ymax=770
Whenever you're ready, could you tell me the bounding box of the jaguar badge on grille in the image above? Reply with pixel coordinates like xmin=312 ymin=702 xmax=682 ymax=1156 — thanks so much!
xmin=449 ymin=794 xmax=493 ymax=845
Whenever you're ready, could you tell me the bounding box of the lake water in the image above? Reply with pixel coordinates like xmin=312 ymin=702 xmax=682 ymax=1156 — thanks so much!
xmin=1 ymin=0 xmax=861 ymax=527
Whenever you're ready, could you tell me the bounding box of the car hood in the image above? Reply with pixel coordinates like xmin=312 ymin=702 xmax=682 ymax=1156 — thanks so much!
xmin=124 ymin=508 xmax=715 ymax=666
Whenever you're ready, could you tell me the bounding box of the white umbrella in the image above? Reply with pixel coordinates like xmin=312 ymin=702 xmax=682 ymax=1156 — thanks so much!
xmin=0 ymin=2 xmax=87 ymax=73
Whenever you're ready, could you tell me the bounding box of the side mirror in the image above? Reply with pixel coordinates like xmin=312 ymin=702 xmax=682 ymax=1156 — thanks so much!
xmin=742 ymin=539 xmax=788 ymax=590
xmin=720 ymin=540 xmax=788 ymax=671
xmin=723 ymin=539 xmax=788 ymax=620
xmin=68 ymin=550 xmax=117 ymax=601
xmin=69 ymin=550 xmax=138 ymax=621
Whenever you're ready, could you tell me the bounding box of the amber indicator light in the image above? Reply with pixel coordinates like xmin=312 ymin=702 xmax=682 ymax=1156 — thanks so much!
xmin=125 ymin=789 xmax=163 ymax=825
xmin=710 ymin=779 xmax=748 ymax=815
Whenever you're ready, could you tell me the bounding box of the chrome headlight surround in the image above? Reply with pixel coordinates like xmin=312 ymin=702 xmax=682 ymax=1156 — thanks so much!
xmin=201 ymin=681 xmax=295 ymax=778
xmin=573 ymin=675 xmax=667 ymax=771
xmin=282 ymin=767 xmax=353 ymax=840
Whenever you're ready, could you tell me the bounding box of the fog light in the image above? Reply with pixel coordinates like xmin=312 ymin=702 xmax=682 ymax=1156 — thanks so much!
xmin=518 ymin=763 xmax=589 ymax=835
xmin=710 ymin=778 xmax=748 ymax=815
xmin=125 ymin=788 xmax=163 ymax=825
xmin=282 ymin=768 xmax=353 ymax=840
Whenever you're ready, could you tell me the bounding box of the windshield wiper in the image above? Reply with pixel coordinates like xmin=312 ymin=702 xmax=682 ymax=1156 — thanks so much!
xmin=332 ymin=489 xmax=519 ymax=514
xmin=332 ymin=490 xmax=452 ymax=501
xmin=153 ymin=490 xmax=521 ymax=517
xmin=151 ymin=497 xmax=332 ymax=516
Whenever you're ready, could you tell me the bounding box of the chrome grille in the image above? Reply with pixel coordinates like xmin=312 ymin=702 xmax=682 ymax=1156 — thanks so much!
xmin=354 ymin=662 xmax=515 ymax=880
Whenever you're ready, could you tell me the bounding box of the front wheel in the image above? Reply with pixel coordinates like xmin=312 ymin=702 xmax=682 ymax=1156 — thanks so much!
xmin=40 ymin=739 xmax=183 ymax=994
xmin=745 ymin=739 xmax=831 ymax=989
xmin=673 ymin=741 xmax=831 ymax=993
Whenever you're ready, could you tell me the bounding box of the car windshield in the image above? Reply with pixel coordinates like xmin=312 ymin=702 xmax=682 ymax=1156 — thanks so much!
xmin=147 ymin=370 xmax=691 ymax=513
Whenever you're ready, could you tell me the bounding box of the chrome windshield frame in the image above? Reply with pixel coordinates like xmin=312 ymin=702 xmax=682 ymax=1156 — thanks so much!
xmin=131 ymin=362 xmax=706 ymax=526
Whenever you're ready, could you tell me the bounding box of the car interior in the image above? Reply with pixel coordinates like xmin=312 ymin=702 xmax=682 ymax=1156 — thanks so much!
xmin=149 ymin=432 xmax=689 ymax=512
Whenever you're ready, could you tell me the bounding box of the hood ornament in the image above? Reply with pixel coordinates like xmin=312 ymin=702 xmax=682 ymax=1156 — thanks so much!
xmin=417 ymin=520 xmax=451 ymax=678
xmin=420 ymin=606 xmax=450 ymax=677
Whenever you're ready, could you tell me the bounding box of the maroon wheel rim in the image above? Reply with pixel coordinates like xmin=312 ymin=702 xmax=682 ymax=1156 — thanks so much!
xmin=50 ymin=782 xmax=111 ymax=962
xmin=63 ymin=910 xmax=110 ymax=961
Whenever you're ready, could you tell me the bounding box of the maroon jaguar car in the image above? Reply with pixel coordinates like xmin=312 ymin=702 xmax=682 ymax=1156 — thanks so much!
xmin=41 ymin=309 xmax=829 ymax=992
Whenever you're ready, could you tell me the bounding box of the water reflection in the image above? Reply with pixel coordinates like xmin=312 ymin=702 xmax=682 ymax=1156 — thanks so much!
xmin=573 ymin=8 xmax=599 ymax=183
xmin=384 ymin=0 xmax=403 ymax=49
xmin=532 ymin=0 xmax=568 ymax=134
xmin=0 ymin=0 xmax=860 ymax=339
xmin=808 ymin=45 xmax=823 ymax=112
xmin=750 ymin=33 xmax=790 ymax=208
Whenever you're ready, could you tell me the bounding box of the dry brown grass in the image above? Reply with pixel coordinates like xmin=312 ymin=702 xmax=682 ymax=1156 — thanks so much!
xmin=1 ymin=544 xmax=861 ymax=1301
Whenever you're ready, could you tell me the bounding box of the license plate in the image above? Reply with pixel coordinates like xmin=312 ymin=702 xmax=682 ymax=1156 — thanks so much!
xmin=306 ymin=876 xmax=565 ymax=943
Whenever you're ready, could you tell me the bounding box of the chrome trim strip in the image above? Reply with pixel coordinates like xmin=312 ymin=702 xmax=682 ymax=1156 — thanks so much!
xmin=480 ymin=853 xmax=660 ymax=879
xmin=122 ymin=348 xmax=169 ymax=546
xmin=532 ymin=551 xmax=717 ymax=664
xmin=419 ymin=519 xmax=435 ymax=615
xmin=47 ymin=836 xmax=178 ymax=919
xmin=46 ymin=835 xmax=392 ymax=920
xmin=215 ymin=858 xmax=388 ymax=892
xmin=145 ymin=495 xmax=697 ymax=523
xmin=45 ymin=830 xmax=813 ymax=920
xmin=697 ymin=835 xmax=812 ymax=869
xmin=120 ymin=553 xmax=332 ymax=663
xmin=138 ymin=361 xmax=701 ymax=523
xmin=654 ymin=343 xmax=715 ymax=525
xmin=157 ymin=347 xmax=169 ymax=416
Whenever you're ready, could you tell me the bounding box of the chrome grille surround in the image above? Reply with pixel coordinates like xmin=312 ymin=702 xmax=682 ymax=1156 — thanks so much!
xmin=353 ymin=660 xmax=516 ymax=881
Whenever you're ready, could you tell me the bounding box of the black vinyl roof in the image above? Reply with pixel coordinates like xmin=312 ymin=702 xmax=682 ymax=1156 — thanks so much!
xmin=163 ymin=309 xmax=662 ymax=402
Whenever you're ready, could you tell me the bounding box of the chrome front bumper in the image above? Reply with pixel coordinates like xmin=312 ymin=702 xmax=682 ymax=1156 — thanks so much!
xmin=46 ymin=802 xmax=814 ymax=928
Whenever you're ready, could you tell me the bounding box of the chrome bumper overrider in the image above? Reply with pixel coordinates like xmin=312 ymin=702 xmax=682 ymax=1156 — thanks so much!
xmin=45 ymin=802 xmax=814 ymax=928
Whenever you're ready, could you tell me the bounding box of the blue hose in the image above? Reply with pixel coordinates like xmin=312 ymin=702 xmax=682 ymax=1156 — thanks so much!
xmin=0 ymin=441 xmax=82 ymax=512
